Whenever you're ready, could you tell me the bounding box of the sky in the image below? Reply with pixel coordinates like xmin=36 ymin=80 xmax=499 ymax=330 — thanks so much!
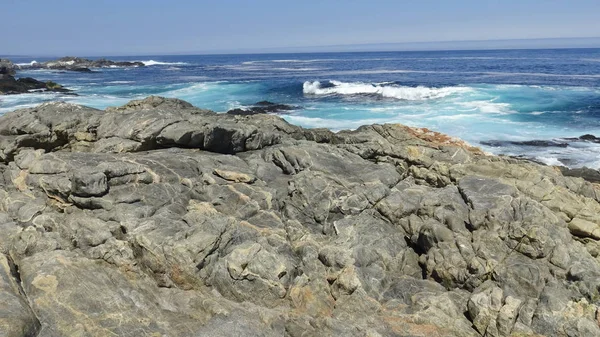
xmin=2 ymin=0 xmax=600 ymax=56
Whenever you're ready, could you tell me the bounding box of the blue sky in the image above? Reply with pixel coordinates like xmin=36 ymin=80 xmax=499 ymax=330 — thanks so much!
xmin=2 ymin=0 xmax=600 ymax=55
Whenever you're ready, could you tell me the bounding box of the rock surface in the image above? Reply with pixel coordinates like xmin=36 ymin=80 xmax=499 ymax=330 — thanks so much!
xmin=227 ymin=101 xmax=300 ymax=115
xmin=0 ymin=61 xmax=71 ymax=95
xmin=19 ymin=56 xmax=144 ymax=72
xmin=0 ymin=59 xmax=17 ymax=76
xmin=1 ymin=96 xmax=600 ymax=336
xmin=0 ymin=74 xmax=71 ymax=95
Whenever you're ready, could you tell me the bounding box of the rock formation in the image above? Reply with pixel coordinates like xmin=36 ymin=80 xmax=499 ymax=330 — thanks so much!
xmin=19 ymin=56 xmax=145 ymax=72
xmin=0 ymin=65 xmax=71 ymax=95
xmin=0 ymin=59 xmax=17 ymax=76
xmin=227 ymin=101 xmax=300 ymax=115
xmin=1 ymin=96 xmax=600 ymax=336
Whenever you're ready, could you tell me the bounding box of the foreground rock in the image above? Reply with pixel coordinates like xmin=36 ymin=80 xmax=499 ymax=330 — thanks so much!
xmin=20 ymin=56 xmax=145 ymax=72
xmin=1 ymin=96 xmax=600 ymax=336
xmin=0 ymin=66 xmax=71 ymax=95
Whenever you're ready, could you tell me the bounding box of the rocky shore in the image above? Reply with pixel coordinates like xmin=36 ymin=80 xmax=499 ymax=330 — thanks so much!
xmin=19 ymin=56 xmax=145 ymax=72
xmin=1 ymin=96 xmax=600 ymax=336
xmin=0 ymin=59 xmax=71 ymax=95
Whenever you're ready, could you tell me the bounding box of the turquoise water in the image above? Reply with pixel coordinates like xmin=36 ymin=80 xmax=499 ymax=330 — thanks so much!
xmin=2 ymin=49 xmax=600 ymax=168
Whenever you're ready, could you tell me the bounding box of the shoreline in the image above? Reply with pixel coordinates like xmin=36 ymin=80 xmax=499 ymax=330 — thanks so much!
xmin=2 ymin=95 xmax=599 ymax=176
xmin=1 ymin=96 xmax=600 ymax=336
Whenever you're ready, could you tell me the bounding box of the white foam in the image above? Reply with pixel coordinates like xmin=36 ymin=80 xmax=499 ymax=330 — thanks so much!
xmin=140 ymin=60 xmax=188 ymax=66
xmin=272 ymin=67 xmax=322 ymax=71
xmin=107 ymin=81 xmax=134 ymax=84
xmin=303 ymin=81 xmax=471 ymax=101
xmin=434 ymin=114 xmax=478 ymax=120
xmin=456 ymin=101 xmax=514 ymax=114
xmin=535 ymin=156 xmax=564 ymax=166
xmin=15 ymin=60 xmax=38 ymax=67
xmin=284 ymin=115 xmax=387 ymax=131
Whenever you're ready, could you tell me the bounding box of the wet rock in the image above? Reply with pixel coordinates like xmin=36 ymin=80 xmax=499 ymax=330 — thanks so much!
xmin=227 ymin=101 xmax=300 ymax=115
xmin=0 ymin=75 xmax=71 ymax=95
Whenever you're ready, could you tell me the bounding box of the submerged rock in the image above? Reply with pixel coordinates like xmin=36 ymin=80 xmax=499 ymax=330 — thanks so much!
xmin=1 ymin=96 xmax=600 ymax=336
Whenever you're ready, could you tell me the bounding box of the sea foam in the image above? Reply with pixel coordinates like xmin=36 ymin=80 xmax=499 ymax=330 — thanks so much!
xmin=303 ymin=81 xmax=471 ymax=100
xmin=16 ymin=61 xmax=39 ymax=67
xmin=141 ymin=60 xmax=188 ymax=66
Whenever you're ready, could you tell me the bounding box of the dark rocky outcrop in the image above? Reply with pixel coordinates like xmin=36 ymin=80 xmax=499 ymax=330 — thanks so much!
xmin=19 ymin=56 xmax=145 ymax=72
xmin=560 ymin=166 xmax=600 ymax=184
xmin=0 ymin=73 xmax=72 ymax=95
xmin=1 ymin=96 xmax=600 ymax=336
xmin=481 ymin=139 xmax=569 ymax=148
xmin=227 ymin=101 xmax=300 ymax=115
xmin=563 ymin=134 xmax=600 ymax=144
xmin=483 ymin=134 xmax=600 ymax=149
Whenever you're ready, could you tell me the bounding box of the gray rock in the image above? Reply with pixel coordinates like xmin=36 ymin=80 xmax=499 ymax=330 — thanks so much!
xmin=20 ymin=56 xmax=145 ymax=71
xmin=0 ymin=254 xmax=40 ymax=337
xmin=0 ymin=96 xmax=599 ymax=336
xmin=0 ymin=59 xmax=17 ymax=76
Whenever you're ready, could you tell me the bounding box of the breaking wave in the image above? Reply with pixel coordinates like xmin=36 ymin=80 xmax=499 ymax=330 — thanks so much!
xmin=16 ymin=61 xmax=39 ymax=67
xmin=303 ymin=81 xmax=471 ymax=100
xmin=140 ymin=60 xmax=188 ymax=66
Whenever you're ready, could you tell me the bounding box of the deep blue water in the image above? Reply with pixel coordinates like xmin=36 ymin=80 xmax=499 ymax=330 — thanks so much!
xmin=2 ymin=49 xmax=600 ymax=168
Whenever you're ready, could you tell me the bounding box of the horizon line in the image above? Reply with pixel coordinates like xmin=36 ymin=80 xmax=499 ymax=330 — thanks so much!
xmin=3 ymin=36 xmax=600 ymax=58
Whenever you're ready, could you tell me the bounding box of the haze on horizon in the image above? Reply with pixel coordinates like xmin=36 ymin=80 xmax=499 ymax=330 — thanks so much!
xmin=2 ymin=0 xmax=600 ymax=56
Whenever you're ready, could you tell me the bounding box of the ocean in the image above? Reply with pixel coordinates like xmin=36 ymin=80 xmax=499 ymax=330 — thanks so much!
xmin=2 ymin=48 xmax=600 ymax=168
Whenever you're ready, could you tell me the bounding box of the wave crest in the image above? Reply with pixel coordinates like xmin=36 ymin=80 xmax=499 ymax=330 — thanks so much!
xmin=303 ymin=81 xmax=471 ymax=100
xmin=16 ymin=61 xmax=39 ymax=67
xmin=141 ymin=60 xmax=188 ymax=66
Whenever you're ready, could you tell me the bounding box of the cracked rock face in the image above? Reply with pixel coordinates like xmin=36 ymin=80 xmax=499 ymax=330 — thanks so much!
xmin=1 ymin=96 xmax=600 ymax=336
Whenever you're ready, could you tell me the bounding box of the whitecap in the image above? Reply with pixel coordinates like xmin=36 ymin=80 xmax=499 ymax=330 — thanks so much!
xmin=272 ymin=67 xmax=322 ymax=71
xmin=456 ymin=101 xmax=514 ymax=114
xmin=15 ymin=60 xmax=39 ymax=67
xmin=535 ymin=156 xmax=564 ymax=166
xmin=303 ymin=80 xmax=471 ymax=101
xmin=140 ymin=60 xmax=188 ymax=66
